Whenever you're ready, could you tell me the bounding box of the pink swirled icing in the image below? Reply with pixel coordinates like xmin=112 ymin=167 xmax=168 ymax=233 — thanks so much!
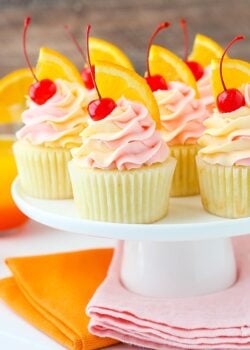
xmin=71 ymin=97 xmax=169 ymax=170
xmin=199 ymin=84 xmax=250 ymax=166
xmin=197 ymin=66 xmax=215 ymax=114
xmin=154 ymin=82 xmax=208 ymax=146
xmin=16 ymin=79 xmax=96 ymax=149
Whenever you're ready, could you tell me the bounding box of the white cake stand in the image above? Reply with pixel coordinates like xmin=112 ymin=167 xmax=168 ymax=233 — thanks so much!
xmin=12 ymin=177 xmax=250 ymax=298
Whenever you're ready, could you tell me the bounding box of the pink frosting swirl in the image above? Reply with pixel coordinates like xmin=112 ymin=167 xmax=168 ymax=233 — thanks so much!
xmin=197 ymin=66 xmax=215 ymax=114
xmin=154 ymin=82 xmax=208 ymax=146
xmin=71 ymin=98 xmax=169 ymax=170
xmin=17 ymin=79 xmax=96 ymax=149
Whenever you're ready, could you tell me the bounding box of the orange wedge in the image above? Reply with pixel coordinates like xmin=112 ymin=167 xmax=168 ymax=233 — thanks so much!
xmin=211 ymin=58 xmax=250 ymax=97
xmin=36 ymin=47 xmax=83 ymax=84
xmin=89 ymin=37 xmax=134 ymax=70
xmin=149 ymin=45 xmax=199 ymax=97
xmin=0 ymin=68 xmax=33 ymax=123
xmin=94 ymin=61 xmax=160 ymax=126
xmin=188 ymin=34 xmax=225 ymax=68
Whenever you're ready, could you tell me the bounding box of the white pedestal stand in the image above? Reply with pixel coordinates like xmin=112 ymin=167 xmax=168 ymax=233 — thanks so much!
xmin=12 ymin=178 xmax=250 ymax=298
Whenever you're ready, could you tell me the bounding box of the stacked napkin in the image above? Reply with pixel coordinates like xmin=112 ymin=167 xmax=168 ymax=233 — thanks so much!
xmin=87 ymin=236 xmax=250 ymax=349
xmin=0 ymin=248 xmax=118 ymax=349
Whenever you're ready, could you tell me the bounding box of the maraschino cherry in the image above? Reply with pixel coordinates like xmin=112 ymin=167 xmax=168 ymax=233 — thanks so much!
xmin=23 ymin=17 xmax=56 ymax=105
xmin=217 ymin=36 xmax=245 ymax=113
xmin=64 ymin=25 xmax=95 ymax=90
xmin=86 ymin=25 xmax=116 ymax=121
xmin=179 ymin=18 xmax=204 ymax=81
xmin=145 ymin=22 xmax=171 ymax=92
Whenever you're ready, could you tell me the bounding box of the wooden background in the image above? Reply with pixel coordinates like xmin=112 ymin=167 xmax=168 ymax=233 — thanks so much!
xmin=0 ymin=0 xmax=249 ymax=77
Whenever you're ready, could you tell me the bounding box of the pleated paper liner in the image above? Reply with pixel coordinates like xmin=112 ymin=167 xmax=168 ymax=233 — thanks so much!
xmin=13 ymin=141 xmax=73 ymax=199
xmin=170 ymin=144 xmax=200 ymax=197
xmin=68 ymin=158 xmax=176 ymax=224
xmin=196 ymin=156 xmax=250 ymax=218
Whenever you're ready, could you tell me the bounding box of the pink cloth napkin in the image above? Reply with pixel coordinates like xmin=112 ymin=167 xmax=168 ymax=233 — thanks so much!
xmin=87 ymin=236 xmax=250 ymax=350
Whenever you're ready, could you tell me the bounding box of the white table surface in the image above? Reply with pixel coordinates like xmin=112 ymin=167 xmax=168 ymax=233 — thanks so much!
xmin=0 ymin=220 xmax=139 ymax=350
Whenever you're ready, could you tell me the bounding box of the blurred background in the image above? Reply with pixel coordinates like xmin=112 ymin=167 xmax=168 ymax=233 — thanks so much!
xmin=0 ymin=0 xmax=249 ymax=76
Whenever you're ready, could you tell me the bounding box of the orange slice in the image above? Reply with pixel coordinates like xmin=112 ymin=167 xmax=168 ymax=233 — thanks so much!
xmin=94 ymin=61 xmax=160 ymax=127
xmin=0 ymin=68 xmax=33 ymax=123
xmin=211 ymin=58 xmax=250 ymax=97
xmin=89 ymin=37 xmax=134 ymax=70
xmin=149 ymin=45 xmax=199 ymax=97
xmin=36 ymin=47 xmax=83 ymax=84
xmin=188 ymin=33 xmax=225 ymax=68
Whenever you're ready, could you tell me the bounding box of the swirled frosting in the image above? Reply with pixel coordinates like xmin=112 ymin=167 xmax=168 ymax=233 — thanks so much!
xmin=154 ymin=82 xmax=208 ymax=146
xmin=16 ymin=79 xmax=96 ymax=149
xmin=71 ymin=97 xmax=169 ymax=170
xmin=197 ymin=66 xmax=215 ymax=114
xmin=198 ymin=84 xmax=250 ymax=166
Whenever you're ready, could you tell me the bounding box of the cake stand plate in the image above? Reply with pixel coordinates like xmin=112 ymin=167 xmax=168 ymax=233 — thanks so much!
xmin=12 ymin=178 xmax=250 ymax=298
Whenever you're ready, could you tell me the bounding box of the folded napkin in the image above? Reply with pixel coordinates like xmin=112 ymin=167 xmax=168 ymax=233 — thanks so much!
xmin=0 ymin=248 xmax=119 ymax=350
xmin=87 ymin=236 xmax=250 ymax=350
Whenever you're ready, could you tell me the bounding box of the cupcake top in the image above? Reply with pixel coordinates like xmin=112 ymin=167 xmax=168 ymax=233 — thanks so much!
xmin=197 ymin=66 xmax=215 ymax=114
xmin=154 ymin=81 xmax=208 ymax=146
xmin=17 ymin=79 xmax=96 ymax=149
xmin=71 ymin=97 xmax=169 ymax=170
xmin=198 ymin=84 xmax=250 ymax=166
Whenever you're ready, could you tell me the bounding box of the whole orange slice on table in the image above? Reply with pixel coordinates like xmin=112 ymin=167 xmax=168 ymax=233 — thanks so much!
xmin=89 ymin=37 xmax=134 ymax=70
xmin=0 ymin=68 xmax=33 ymax=123
xmin=188 ymin=33 xmax=225 ymax=68
xmin=149 ymin=44 xmax=199 ymax=97
xmin=211 ymin=58 xmax=250 ymax=97
xmin=94 ymin=61 xmax=160 ymax=127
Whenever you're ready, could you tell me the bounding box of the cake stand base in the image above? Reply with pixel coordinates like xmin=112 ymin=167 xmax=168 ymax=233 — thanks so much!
xmin=120 ymin=237 xmax=236 ymax=298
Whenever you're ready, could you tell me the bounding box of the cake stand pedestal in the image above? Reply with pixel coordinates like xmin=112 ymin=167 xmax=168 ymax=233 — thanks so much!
xmin=12 ymin=178 xmax=250 ymax=298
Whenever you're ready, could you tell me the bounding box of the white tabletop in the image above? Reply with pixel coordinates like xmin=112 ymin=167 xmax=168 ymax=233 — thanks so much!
xmin=0 ymin=220 xmax=140 ymax=349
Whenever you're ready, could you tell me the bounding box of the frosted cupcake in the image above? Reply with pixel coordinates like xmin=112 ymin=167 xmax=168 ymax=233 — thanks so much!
xmin=14 ymin=79 xmax=95 ymax=198
xmin=197 ymin=84 xmax=250 ymax=218
xmin=145 ymin=23 xmax=209 ymax=196
xmin=69 ymin=96 xmax=175 ymax=223
xmin=197 ymin=36 xmax=250 ymax=218
xmin=154 ymin=82 xmax=208 ymax=196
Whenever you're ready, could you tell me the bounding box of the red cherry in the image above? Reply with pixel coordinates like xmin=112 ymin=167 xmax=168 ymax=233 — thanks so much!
xmin=180 ymin=18 xmax=204 ymax=81
xmin=145 ymin=22 xmax=170 ymax=92
xmin=185 ymin=61 xmax=204 ymax=81
xmin=217 ymin=88 xmax=245 ymax=113
xmin=145 ymin=75 xmax=168 ymax=92
xmin=29 ymin=79 xmax=57 ymax=105
xmin=88 ymin=98 xmax=117 ymax=121
xmin=81 ymin=66 xmax=95 ymax=90
xmin=217 ymin=35 xmax=245 ymax=113
xmin=23 ymin=17 xmax=56 ymax=104
xmin=85 ymin=25 xmax=117 ymax=121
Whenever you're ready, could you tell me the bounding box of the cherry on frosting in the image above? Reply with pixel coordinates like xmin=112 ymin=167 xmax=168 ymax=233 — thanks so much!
xmin=64 ymin=24 xmax=95 ymax=89
xmin=23 ymin=17 xmax=56 ymax=105
xmin=179 ymin=18 xmax=204 ymax=81
xmin=217 ymin=35 xmax=246 ymax=113
xmin=145 ymin=22 xmax=170 ymax=92
xmin=86 ymin=25 xmax=117 ymax=121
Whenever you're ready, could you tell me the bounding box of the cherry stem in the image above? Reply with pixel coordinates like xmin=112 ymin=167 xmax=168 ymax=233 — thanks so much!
xmin=23 ymin=17 xmax=38 ymax=82
xmin=147 ymin=22 xmax=171 ymax=77
xmin=64 ymin=24 xmax=86 ymax=62
xmin=220 ymin=35 xmax=245 ymax=91
xmin=179 ymin=18 xmax=188 ymax=61
xmin=86 ymin=24 xmax=101 ymax=98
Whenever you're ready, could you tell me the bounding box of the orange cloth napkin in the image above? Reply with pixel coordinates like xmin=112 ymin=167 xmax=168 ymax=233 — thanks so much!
xmin=0 ymin=248 xmax=118 ymax=349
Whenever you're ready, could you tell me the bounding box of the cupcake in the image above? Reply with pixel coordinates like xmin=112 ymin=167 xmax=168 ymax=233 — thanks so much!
xmin=197 ymin=83 xmax=250 ymax=218
xmin=14 ymin=79 xmax=95 ymax=199
xmin=145 ymin=22 xmax=209 ymax=197
xmin=69 ymin=96 xmax=175 ymax=223
xmin=154 ymin=82 xmax=208 ymax=197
